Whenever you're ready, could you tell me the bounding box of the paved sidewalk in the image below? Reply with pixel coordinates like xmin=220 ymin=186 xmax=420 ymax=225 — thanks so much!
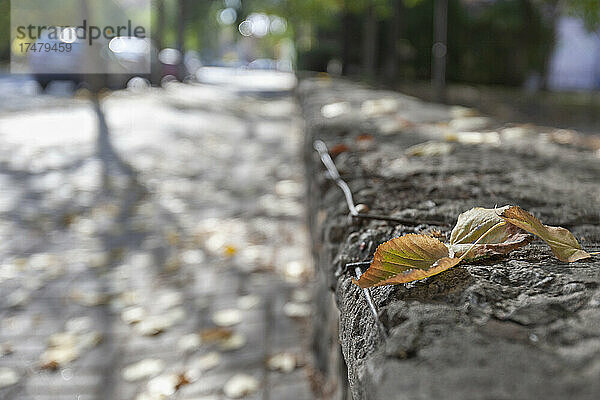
xmin=0 ymin=81 xmax=315 ymax=400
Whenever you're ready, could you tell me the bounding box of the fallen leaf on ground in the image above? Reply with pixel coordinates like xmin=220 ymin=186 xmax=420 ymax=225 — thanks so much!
xmin=40 ymin=330 xmax=102 ymax=369
xmin=354 ymin=205 xmax=592 ymax=288
xmin=181 ymin=249 xmax=206 ymax=265
xmin=355 ymin=234 xmax=460 ymax=288
xmin=405 ymin=141 xmax=453 ymax=157
xmin=267 ymin=352 xmax=297 ymax=373
xmin=223 ymin=374 xmax=260 ymax=399
xmin=223 ymin=245 xmax=237 ymax=257
xmin=218 ymin=333 xmax=247 ymax=351
xmin=329 ymin=143 xmax=350 ymax=157
xmin=177 ymin=333 xmax=202 ymax=353
xmin=175 ymin=373 xmax=192 ymax=390
xmin=283 ymin=260 xmax=310 ymax=282
xmin=0 ymin=342 xmax=13 ymax=357
xmin=499 ymin=206 xmax=591 ymax=262
xmin=321 ymin=102 xmax=350 ymax=119
xmin=283 ymin=302 xmax=312 ymax=318
xmin=448 ymin=116 xmax=491 ymax=131
xmin=453 ymin=131 xmax=500 ymax=145
xmin=135 ymin=307 xmax=186 ymax=336
xmin=212 ymin=309 xmax=243 ymax=327
xmin=200 ymin=327 xmax=233 ymax=343
xmin=40 ymin=344 xmax=78 ymax=370
xmin=155 ymin=291 xmax=184 ymax=311
xmin=355 ymin=134 xmax=376 ymax=151
xmin=121 ymin=306 xmax=145 ymax=325
xmin=147 ymin=373 xmax=179 ymax=397
xmin=188 ymin=351 xmax=221 ymax=373
xmin=7 ymin=289 xmax=29 ymax=307
xmin=361 ymin=98 xmax=399 ymax=116
xmin=0 ymin=367 xmax=19 ymax=388
xmin=65 ymin=316 xmax=94 ymax=334
xmin=69 ymin=289 xmax=108 ymax=306
xmin=237 ymin=295 xmax=261 ymax=310
xmin=449 ymin=206 xmax=531 ymax=261
xmin=123 ymin=359 xmax=165 ymax=382
xmin=291 ymin=289 xmax=312 ymax=303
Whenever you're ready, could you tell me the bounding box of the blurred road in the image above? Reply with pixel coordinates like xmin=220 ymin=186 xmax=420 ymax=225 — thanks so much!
xmin=0 ymin=75 xmax=315 ymax=399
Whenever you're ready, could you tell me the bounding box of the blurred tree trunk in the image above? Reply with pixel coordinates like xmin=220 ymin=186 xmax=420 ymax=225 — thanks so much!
xmin=156 ymin=0 xmax=165 ymax=51
xmin=384 ymin=0 xmax=404 ymax=83
xmin=362 ymin=1 xmax=377 ymax=79
xmin=81 ymin=0 xmax=105 ymax=91
xmin=152 ymin=0 xmax=166 ymax=85
xmin=176 ymin=0 xmax=186 ymax=80
xmin=432 ymin=0 xmax=448 ymax=103
xmin=341 ymin=2 xmax=352 ymax=75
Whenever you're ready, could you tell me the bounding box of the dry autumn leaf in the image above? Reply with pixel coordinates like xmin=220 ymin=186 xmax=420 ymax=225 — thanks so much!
xmin=499 ymin=206 xmax=591 ymax=262
xmin=449 ymin=206 xmax=532 ymax=261
xmin=354 ymin=205 xmax=593 ymax=288
xmin=354 ymin=234 xmax=460 ymax=288
xmin=200 ymin=327 xmax=233 ymax=343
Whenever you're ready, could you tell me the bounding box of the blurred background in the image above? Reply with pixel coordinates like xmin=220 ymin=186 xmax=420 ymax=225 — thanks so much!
xmin=2 ymin=0 xmax=600 ymax=127
xmin=0 ymin=1 xmax=599 ymax=400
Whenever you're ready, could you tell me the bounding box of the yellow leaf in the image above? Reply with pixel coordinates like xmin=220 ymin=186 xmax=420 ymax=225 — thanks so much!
xmin=354 ymin=234 xmax=460 ymax=288
xmin=223 ymin=245 xmax=237 ymax=257
xmin=500 ymin=206 xmax=591 ymax=262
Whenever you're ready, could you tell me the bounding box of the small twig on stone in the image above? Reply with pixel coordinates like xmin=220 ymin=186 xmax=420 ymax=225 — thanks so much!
xmin=314 ymin=139 xmax=447 ymax=226
xmin=314 ymin=140 xmax=358 ymax=215
xmin=354 ymin=213 xmax=448 ymax=226
xmin=345 ymin=261 xmax=372 ymax=272
xmin=353 ymin=264 xmax=388 ymax=340
xmin=346 ymin=261 xmax=387 ymax=339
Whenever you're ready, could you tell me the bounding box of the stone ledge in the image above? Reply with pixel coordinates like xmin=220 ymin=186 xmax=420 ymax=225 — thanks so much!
xmin=300 ymin=78 xmax=600 ymax=400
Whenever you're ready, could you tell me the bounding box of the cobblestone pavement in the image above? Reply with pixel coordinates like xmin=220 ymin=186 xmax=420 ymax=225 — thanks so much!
xmin=0 ymin=79 xmax=315 ymax=399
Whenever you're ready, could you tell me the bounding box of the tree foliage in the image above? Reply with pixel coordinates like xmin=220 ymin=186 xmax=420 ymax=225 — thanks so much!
xmin=562 ymin=0 xmax=600 ymax=30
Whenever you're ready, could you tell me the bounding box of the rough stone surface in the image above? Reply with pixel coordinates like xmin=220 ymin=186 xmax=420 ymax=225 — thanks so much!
xmin=300 ymin=78 xmax=600 ymax=400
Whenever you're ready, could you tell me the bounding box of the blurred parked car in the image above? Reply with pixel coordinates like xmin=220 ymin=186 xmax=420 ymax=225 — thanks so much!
xmin=28 ymin=31 xmax=85 ymax=88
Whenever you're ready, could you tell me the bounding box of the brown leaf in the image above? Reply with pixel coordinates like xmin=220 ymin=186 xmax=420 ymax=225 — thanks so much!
xmin=329 ymin=143 xmax=350 ymax=158
xmin=355 ymin=234 xmax=460 ymax=288
xmin=361 ymin=257 xmax=461 ymax=287
xmin=500 ymin=206 xmax=591 ymax=262
xmin=449 ymin=206 xmax=532 ymax=261
xmin=200 ymin=327 xmax=233 ymax=343
xmin=175 ymin=373 xmax=191 ymax=390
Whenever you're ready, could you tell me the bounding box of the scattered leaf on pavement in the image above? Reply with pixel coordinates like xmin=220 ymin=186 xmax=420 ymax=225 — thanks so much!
xmin=123 ymin=359 xmax=165 ymax=382
xmin=177 ymin=333 xmax=202 ymax=353
xmin=267 ymin=352 xmax=297 ymax=373
xmin=223 ymin=374 xmax=260 ymax=399
xmin=212 ymin=309 xmax=243 ymax=327
xmin=405 ymin=141 xmax=454 ymax=157
xmin=321 ymin=102 xmax=350 ymax=119
xmin=188 ymin=351 xmax=221 ymax=373
xmin=237 ymin=295 xmax=261 ymax=310
xmin=283 ymin=302 xmax=311 ymax=319
xmin=200 ymin=327 xmax=233 ymax=343
xmin=218 ymin=333 xmax=247 ymax=351
xmin=0 ymin=367 xmax=19 ymax=388
xmin=147 ymin=373 xmax=179 ymax=398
